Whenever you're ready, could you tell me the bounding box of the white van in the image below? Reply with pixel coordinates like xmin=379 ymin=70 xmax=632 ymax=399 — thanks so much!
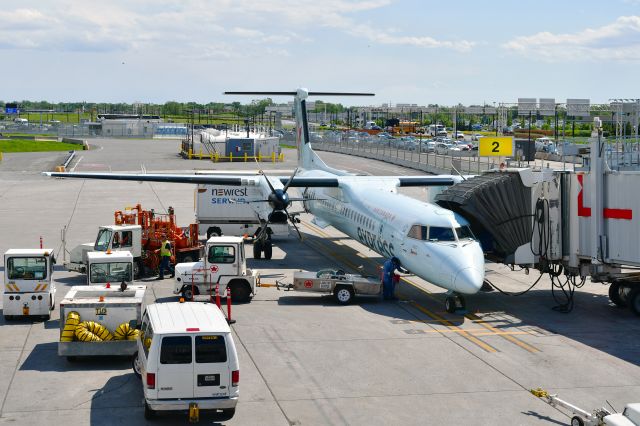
xmin=132 ymin=302 xmax=239 ymax=420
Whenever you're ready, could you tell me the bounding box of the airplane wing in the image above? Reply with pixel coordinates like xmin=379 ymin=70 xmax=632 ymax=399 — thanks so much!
xmin=45 ymin=172 xmax=457 ymax=188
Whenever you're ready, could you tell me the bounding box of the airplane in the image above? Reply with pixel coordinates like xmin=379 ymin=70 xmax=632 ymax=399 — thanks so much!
xmin=46 ymin=88 xmax=485 ymax=312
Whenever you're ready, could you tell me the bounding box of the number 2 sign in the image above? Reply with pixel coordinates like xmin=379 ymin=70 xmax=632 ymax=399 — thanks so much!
xmin=478 ymin=137 xmax=514 ymax=157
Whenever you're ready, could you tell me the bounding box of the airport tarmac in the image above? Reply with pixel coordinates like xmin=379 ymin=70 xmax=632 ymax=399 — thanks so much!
xmin=0 ymin=137 xmax=639 ymax=425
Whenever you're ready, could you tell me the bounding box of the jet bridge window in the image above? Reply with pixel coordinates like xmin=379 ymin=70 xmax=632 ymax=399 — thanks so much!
xmin=7 ymin=257 xmax=47 ymax=280
xmin=208 ymin=245 xmax=235 ymax=264
xmin=428 ymin=227 xmax=456 ymax=242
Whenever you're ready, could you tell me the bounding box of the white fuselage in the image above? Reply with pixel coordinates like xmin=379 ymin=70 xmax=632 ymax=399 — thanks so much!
xmin=301 ymin=170 xmax=485 ymax=294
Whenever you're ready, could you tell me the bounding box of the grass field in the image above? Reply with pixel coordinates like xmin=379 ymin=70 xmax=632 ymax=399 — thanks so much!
xmin=0 ymin=139 xmax=80 ymax=153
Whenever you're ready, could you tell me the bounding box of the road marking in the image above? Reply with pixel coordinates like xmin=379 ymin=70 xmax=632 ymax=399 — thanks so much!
xmin=70 ymin=155 xmax=83 ymax=172
xmin=300 ymin=220 xmax=499 ymax=353
xmin=466 ymin=313 xmax=540 ymax=353
xmin=300 ymin=219 xmax=542 ymax=354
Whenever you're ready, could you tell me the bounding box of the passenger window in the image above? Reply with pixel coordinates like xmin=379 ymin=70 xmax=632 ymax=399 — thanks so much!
xmin=407 ymin=225 xmax=428 ymax=240
xmin=196 ymin=335 xmax=227 ymax=363
xmin=160 ymin=336 xmax=192 ymax=364
xmin=428 ymin=227 xmax=456 ymax=242
xmin=208 ymin=245 xmax=235 ymax=264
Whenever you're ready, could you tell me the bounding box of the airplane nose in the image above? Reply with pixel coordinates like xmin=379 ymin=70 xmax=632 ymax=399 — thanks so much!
xmin=453 ymin=267 xmax=484 ymax=294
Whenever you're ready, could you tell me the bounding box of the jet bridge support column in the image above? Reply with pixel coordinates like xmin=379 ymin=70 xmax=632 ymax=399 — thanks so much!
xmin=588 ymin=117 xmax=605 ymax=267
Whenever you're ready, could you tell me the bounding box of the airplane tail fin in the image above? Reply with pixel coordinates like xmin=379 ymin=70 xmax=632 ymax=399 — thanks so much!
xmin=225 ymin=89 xmax=374 ymax=173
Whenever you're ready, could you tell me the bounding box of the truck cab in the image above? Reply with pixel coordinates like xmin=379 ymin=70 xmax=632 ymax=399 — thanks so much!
xmin=173 ymin=236 xmax=258 ymax=303
xmin=87 ymin=251 xmax=134 ymax=286
xmin=67 ymin=225 xmax=142 ymax=276
xmin=3 ymin=249 xmax=56 ymax=320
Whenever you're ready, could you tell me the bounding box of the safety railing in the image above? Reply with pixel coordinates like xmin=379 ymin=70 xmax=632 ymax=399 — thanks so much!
xmin=313 ymin=140 xmax=499 ymax=175
xmin=182 ymin=149 xmax=285 ymax=163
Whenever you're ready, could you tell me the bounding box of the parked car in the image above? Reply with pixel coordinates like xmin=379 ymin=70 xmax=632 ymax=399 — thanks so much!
xmin=455 ymin=141 xmax=471 ymax=151
xmin=454 ymin=131 xmax=465 ymax=139
xmin=435 ymin=143 xmax=460 ymax=155
xmin=471 ymin=133 xmax=483 ymax=141
xmin=420 ymin=141 xmax=436 ymax=153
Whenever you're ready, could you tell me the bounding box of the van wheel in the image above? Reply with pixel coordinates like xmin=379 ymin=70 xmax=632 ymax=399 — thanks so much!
xmin=50 ymin=295 xmax=55 ymax=311
xmin=220 ymin=408 xmax=236 ymax=420
xmin=263 ymin=241 xmax=273 ymax=260
xmin=182 ymin=286 xmax=199 ymax=301
xmin=230 ymin=280 xmax=251 ymax=303
xmin=629 ymin=287 xmax=640 ymax=317
xmin=334 ymin=285 xmax=354 ymax=305
xmin=144 ymin=402 xmax=155 ymax=420
xmin=132 ymin=351 xmax=142 ymax=379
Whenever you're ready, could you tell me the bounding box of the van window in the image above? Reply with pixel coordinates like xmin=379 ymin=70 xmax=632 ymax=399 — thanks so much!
xmin=208 ymin=246 xmax=235 ymax=264
xmin=196 ymin=335 xmax=227 ymax=363
xmin=160 ymin=336 xmax=192 ymax=364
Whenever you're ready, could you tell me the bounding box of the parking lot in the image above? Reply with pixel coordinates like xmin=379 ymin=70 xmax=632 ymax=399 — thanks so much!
xmin=0 ymin=138 xmax=639 ymax=425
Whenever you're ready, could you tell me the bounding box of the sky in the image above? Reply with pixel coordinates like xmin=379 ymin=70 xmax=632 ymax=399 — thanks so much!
xmin=0 ymin=0 xmax=639 ymax=106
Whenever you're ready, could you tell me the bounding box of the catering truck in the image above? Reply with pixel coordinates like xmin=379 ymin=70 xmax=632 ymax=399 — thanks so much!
xmin=3 ymin=249 xmax=56 ymax=320
xmin=196 ymin=183 xmax=289 ymax=239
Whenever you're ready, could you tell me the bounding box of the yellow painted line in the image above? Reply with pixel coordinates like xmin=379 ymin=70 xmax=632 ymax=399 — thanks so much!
xmin=421 ymin=328 xmax=530 ymax=336
xmin=408 ymin=300 xmax=498 ymax=353
xmin=301 ymin=219 xmax=536 ymax=354
xmin=466 ymin=313 xmax=540 ymax=353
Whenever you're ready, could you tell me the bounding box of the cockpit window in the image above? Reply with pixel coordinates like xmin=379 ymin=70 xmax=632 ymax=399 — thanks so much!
xmin=407 ymin=225 xmax=428 ymax=240
xmin=455 ymin=226 xmax=476 ymax=240
xmin=428 ymin=227 xmax=456 ymax=242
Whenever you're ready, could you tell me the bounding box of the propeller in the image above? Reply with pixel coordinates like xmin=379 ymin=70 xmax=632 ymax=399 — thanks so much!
xmin=255 ymin=167 xmax=304 ymax=241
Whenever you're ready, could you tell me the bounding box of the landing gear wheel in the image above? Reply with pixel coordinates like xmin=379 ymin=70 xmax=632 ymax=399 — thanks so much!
xmin=263 ymin=241 xmax=273 ymax=260
xmin=334 ymin=285 xmax=354 ymax=305
xmin=629 ymin=287 xmax=640 ymax=317
xmin=253 ymin=241 xmax=263 ymax=259
xmin=144 ymin=401 xmax=155 ymax=420
xmin=571 ymin=416 xmax=585 ymax=426
xmin=609 ymin=281 xmax=627 ymax=307
xmin=132 ymin=351 xmax=142 ymax=379
xmin=445 ymin=297 xmax=457 ymax=314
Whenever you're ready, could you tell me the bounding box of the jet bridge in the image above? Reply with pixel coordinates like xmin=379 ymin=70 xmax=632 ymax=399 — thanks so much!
xmin=436 ymin=118 xmax=640 ymax=316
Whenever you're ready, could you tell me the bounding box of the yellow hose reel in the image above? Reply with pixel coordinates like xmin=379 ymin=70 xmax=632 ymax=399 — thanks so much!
xmin=114 ymin=323 xmax=140 ymax=341
xmin=60 ymin=311 xmax=80 ymax=342
xmin=74 ymin=321 xmax=114 ymax=342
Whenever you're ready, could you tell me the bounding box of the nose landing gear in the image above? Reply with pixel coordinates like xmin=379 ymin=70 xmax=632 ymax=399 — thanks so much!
xmin=445 ymin=291 xmax=466 ymax=314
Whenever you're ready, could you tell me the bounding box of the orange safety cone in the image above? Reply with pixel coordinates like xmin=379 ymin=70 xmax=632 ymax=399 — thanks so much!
xmin=226 ymin=286 xmax=235 ymax=324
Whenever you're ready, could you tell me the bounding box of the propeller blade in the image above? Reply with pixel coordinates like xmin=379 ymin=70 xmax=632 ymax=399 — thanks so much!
xmin=262 ymin=173 xmax=277 ymax=194
xmin=286 ymin=210 xmax=303 ymax=240
xmin=282 ymin=167 xmax=298 ymax=194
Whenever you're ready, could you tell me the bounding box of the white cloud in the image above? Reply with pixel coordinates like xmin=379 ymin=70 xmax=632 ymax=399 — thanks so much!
xmin=503 ymin=15 xmax=640 ymax=61
xmin=0 ymin=0 xmax=473 ymax=56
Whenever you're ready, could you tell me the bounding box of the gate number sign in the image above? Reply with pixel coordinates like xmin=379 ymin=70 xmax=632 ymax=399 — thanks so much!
xmin=478 ymin=137 xmax=514 ymax=157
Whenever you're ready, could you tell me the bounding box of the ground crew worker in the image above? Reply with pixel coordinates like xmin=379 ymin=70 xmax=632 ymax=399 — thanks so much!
xmin=382 ymin=257 xmax=402 ymax=300
xmin=158 ymin=236 xmax=175 ymax=280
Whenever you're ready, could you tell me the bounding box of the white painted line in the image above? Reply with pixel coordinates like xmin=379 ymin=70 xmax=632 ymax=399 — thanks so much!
xmin=70 ymin=156 xmax=83 ymax=172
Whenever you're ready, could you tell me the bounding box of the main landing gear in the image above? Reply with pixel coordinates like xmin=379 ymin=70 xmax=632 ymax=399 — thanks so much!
xmin=445 ymin=291 xmax=466 ymax=314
